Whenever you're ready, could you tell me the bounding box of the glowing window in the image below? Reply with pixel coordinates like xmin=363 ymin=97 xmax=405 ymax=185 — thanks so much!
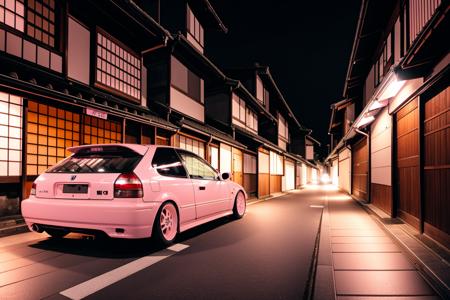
xmin=0 ymin=92 xmax=22 ymax=177
xmin=27 ymin=101 xmax=79 ymax=175
xmin=83 ymin=115 xmax=122 ymax=145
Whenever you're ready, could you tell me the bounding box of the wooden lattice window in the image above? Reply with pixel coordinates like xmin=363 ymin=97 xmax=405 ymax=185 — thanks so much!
xmin=0 ymin=92 xmax=22 ymax=177
xmin=83 ymin=115 xmax=122 ymax=145
xmin=26 ymin=0 xmax=56 ymax=47
xmin=27 ymin=101 xmax=80 ymax=175
xmin=96 ymin=30 xmax=141 ymax=101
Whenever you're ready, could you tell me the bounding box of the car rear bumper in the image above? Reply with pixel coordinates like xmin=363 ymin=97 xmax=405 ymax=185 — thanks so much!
xmin=21 ymin=197 xmax=159 ymax=239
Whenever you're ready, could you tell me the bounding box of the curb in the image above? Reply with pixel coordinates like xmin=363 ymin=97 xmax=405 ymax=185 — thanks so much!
xmin=313 ymin=194 xmax=335 ymax=300
xmin=247 ymin=192 xmax=289 ymax=206
xmin=0 ymin=223 xmax=29 ymax=237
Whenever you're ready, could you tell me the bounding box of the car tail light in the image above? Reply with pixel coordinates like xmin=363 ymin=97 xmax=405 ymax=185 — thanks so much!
xmin=30 ymin=182 xmax=36 ymax=196
xmin=114 ymin=173 xmax=143 ymax=198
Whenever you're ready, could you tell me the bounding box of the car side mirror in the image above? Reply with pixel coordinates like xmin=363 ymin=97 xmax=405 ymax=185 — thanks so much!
xmin=220 ymin=172 xmax=230 ymax=181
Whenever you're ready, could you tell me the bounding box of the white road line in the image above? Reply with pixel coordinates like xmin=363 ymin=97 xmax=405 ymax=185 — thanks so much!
xmin=167 ymin=243 xmax=189 ymax=252
xmin=60 ymin=243 xmax=190 ymax=300
xmin=310 ymin=205 xmax=324 ymax=208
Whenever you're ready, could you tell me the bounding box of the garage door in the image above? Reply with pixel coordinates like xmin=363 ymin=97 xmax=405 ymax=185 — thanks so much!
xmin=423 ymin=87 xmax=449 ymax=246
xmin=352 ymin=138 xmax=368 ymax=201
xmin=284 ymin=160 xmax=295 ymax=191
xmin=395 ymin=98 xmax=420 ymax=229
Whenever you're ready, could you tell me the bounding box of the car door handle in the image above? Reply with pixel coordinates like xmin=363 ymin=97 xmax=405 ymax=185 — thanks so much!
xmin=199 ymin=186 xmax=206 ymax=190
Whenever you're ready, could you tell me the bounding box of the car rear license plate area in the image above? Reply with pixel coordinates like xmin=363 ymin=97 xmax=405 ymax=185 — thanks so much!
xmin=63 ymin=184 xmax=88 ymax=194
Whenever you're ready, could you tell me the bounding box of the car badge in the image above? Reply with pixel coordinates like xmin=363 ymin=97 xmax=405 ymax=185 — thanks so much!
xmin=70 ymin=175 xmax=77 ymax=181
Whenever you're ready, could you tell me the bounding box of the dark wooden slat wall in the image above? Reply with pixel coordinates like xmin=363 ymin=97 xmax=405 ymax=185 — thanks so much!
xmin=396 ymin=98 xmax=421 ymax=229
xmin=352 ymin=138 xmax=369 ymax=201
xmin=423 ymin=87 xmax=450 ymax=247
xmin=371 ymin=183 xmax=392 ymax=215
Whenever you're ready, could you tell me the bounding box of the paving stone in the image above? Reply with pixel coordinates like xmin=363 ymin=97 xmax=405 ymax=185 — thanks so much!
xmin=333 ymin=253 xmax=414 ymax=270
xmin=331 ymin=229 xmax=386 ymax=237
xmin=337 ymin=296 xmax=440 ymax=300
xmin=331 ymin=237 xmax=393 ymax=244
xmin=332 ymin=243 xmax=401 ymax=253
xmin=335 ymin=271 xmax=435 ymax=296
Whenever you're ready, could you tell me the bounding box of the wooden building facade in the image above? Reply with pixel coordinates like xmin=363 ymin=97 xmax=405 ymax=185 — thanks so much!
xmin=327 ymin=0 xmax=449 ymax=248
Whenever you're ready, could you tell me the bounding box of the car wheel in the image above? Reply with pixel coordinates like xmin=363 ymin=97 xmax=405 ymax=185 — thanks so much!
xmin=155 ymin=202 xmax=178 ymax=246
xmin=232 ymin=191 xmax=246 ymax=219
xmin=45 ymin=228 xmax=68 ymax=239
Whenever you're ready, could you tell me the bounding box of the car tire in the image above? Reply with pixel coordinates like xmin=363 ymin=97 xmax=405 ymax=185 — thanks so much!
xmin=154 ymin=202 xmax=178 ymax=246
xmin=45 ymin=228 xmax=68 ymax=239
xmin=232 ymin=191 xmax=246 ymax=219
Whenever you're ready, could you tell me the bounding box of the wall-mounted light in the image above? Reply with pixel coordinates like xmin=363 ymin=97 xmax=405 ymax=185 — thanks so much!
xmin=378 ymin=73 xmax=406 ymax=101
xmin=355 ymin=115 xmax=375 ymax=128
xmin=368 ymin=98 xmax=389 ymax=111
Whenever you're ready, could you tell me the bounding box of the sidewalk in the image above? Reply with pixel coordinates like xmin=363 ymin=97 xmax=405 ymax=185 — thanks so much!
xmin=314 ymin=188 xmax=441 ymax=299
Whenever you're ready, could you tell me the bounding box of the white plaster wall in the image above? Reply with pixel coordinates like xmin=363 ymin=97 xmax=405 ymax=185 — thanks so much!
xmin=170 ymin=87 xmax=204 ymax=122
xmin=67 ymin=17 xmax=90 ymax=84
xmin=338 ymin=148 xmax=351 ymax=193
xmin=282 ymin=160 xmax=295 ymax=191
xmin=371 ymin=107 xmax=392 ymax=186
xmin=301 ymin=163 xmax=307 ymax=186
xmin=331 ymin=158 xmax=339 ymax=186
xmin=219 ymin=144 xmax=232 ymax=173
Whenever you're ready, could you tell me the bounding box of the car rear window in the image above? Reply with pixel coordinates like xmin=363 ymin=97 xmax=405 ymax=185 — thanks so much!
xmin=47 ymin=146 xmax=143 ymax=173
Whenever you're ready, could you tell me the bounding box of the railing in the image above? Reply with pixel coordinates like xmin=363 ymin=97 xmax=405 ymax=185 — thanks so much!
xmin=408 ymin=0 xmax=442 ymax=45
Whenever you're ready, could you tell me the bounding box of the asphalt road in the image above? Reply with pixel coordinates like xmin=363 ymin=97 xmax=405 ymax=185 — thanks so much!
xmin=0 ymin=186 xmax=327 ymax=300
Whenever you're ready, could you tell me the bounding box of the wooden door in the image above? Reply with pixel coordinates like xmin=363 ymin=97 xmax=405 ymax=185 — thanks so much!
xmin=232 ymin=148 xmax=243 ymax=186
xmin=243 ymin=153 xmax=257 ymax=196
xmin=352 ymin=138 xmax=368 ymax=201
xmin=423 ymin=87 xmax=449 ymax=247
xmin=295 ymin=163 xmax=302 ymax=188
xmin=258 ymin=149 xmax=270 ymax=197
xmin=395 ymin=98 xmax=420 ymax=229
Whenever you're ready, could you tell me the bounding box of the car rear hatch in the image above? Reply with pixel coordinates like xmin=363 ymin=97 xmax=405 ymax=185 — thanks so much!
xmin=35 ymin=145 xmax=146 ymax=200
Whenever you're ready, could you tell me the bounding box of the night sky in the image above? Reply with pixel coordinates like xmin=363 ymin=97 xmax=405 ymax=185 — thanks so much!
xmin=207 ymin=1 xmax=361 ymax=151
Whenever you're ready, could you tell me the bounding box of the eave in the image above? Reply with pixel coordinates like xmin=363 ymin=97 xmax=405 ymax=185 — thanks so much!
xmin=187 ymin=0 xmax=228 ymax=33
xmin=255 ymin=65 xmax=307 ymax=131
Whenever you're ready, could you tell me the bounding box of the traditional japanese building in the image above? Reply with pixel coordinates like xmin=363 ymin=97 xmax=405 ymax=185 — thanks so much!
xmin=327 ymin=0 xmax=449 ymax=247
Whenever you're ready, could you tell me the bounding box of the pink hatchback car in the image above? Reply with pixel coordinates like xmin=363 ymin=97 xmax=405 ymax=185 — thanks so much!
xmin=21 ymin=144 xmax=246 ymax=245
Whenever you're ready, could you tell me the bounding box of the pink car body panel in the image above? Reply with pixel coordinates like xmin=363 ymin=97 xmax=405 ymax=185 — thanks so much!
xmin=21 ymin=144 xmax=246 ymax=239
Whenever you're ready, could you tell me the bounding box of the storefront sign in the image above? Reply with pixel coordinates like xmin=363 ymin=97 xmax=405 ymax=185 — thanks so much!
xmin=86 ymin=107 xmax=107 ymax=120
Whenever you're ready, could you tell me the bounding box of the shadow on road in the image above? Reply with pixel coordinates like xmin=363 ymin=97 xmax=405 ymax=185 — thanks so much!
xmin=28 ymin=216 xmax=236 ymax=259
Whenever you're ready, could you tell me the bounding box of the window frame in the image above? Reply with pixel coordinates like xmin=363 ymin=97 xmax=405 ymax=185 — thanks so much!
xmin=0 ymin=92 xmax=23 ymax=179
xmin=95 ymin=27 xmax=142 ymax=103
xmin=232 ymin=93 xmax=258 ymax=133
xmin=151 ymin=147 xmax=189 ymax=178
xmin=186 ymin=4 xmax=204 ymax=48
xmin=0 ymin=0 xmax=60 ymax=52
xmin=278 ymin=113 xmax=289 ymax=141
xmin=177 ymin=149 xmax=219 ymax=181
xmin=170 ymin=56 xmax=203 ymax=104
